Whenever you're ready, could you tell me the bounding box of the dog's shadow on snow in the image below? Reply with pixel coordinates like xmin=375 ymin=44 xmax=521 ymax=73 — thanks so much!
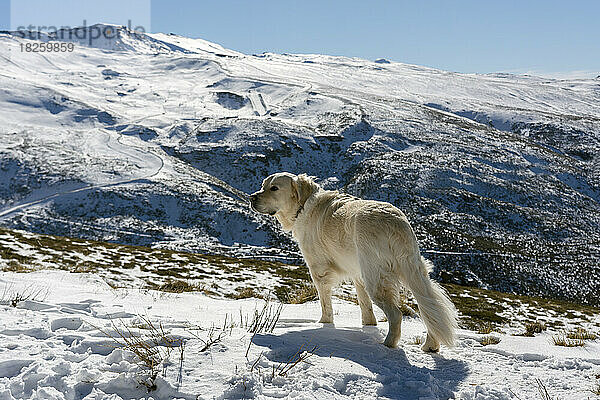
xmin=253 ymin=324 xmax=468 ymax=400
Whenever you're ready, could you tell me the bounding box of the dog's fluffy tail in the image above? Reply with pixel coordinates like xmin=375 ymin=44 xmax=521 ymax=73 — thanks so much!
xmin=406 ymin=256 xmax=458 ymax=347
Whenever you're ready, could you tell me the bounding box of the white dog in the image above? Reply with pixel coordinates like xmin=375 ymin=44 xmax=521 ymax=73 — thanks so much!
xmin=250 ymin=172 xmax=458 ymax=351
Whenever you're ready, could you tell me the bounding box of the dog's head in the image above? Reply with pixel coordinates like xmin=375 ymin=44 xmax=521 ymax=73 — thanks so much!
xmin=250 ymin=172 xmax=318 ymax=230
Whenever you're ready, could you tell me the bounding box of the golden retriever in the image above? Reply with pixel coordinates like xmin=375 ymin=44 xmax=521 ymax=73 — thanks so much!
xmin=250 ymin=172 xmax=457 ymax=351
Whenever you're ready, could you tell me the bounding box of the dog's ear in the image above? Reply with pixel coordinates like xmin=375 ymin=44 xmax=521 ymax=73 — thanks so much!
xmin=292 ymin=174 xmax=317 ymax=206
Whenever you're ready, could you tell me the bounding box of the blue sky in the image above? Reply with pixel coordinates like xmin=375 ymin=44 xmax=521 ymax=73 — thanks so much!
xmin=2 ymin=0 xmax=598 ymax=76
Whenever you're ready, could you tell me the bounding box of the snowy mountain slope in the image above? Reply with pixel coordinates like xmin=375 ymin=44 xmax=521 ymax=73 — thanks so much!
xmin=0 ymin=24 xmax=599 ymax=304
xmin=0 ymin=230 xmax=599 ymax=399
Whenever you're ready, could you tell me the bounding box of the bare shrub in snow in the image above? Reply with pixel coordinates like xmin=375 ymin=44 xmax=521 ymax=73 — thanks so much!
xmin=0 ymin=283 xmax=48 ymax=307
xmin=186 ymin=314 xmax=234 ymax=352
xmin=95 ymin=316 xmax=183 ymax=392
xmin=245 ymin=301 xmax=283 ymax=358
xmin=247 ymin=301 xmax=283 ymax=334
xmin=271 ymin=341 xmax=319 ymax=377
xmin=536 ymin=378 xmax=557 ymax=400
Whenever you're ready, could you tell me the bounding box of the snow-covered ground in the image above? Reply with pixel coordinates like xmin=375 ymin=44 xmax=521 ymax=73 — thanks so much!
xmin=0 ymin=269 xmax=599 ymax=400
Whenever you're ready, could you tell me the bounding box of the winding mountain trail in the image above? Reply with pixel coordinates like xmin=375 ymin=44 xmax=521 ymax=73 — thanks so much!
xmin=0 ymin=127 xmax=165 ymax=220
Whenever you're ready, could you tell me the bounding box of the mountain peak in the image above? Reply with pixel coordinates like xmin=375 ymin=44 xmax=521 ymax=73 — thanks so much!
xmin=3 ymin=23 xmax=240 ymax=56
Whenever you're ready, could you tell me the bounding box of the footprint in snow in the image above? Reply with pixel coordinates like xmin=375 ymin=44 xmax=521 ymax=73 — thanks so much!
xmin=50 ymin=317 xmax=83 ymax=331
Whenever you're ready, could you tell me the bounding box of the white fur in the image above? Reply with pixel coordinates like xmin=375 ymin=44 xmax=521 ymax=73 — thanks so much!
xmin=250 ymin=172 xmax=458 ymax=351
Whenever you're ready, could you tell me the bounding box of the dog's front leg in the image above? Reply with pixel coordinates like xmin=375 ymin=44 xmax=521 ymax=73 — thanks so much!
xmin=310 ymin=269 xmax=335 ymax=324
xmin=315 ymin=281 xmax=333 ymax=324
xmin=353 ymin=279 xmax=377 ymax=326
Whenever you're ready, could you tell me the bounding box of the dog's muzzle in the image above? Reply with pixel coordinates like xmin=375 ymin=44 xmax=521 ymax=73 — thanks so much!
xmin=249 ymin=193 xmax=259 ymax=212
xmin=249 ymin=193 xmax=276 ymax=216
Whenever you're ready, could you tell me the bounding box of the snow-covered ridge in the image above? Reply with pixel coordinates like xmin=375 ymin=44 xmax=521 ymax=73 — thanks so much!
xmin=0 ymin=25 xmax=598 ymax=305
xmin=2 ymin=23 xmax=241 ymax=56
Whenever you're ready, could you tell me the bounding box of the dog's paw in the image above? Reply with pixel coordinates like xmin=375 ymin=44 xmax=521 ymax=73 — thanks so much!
xmin=421 ymin=343 xmax=440 ymax=353
xmin=421 ymin=334 xmax=440 ymax=352
xmin=362 ymin=314 xmax=377 ymax=326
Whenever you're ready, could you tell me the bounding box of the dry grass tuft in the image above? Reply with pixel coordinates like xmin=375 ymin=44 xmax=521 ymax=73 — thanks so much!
xmin=566 ymin=327 xmax=597 ymax=340
xmin=286 ymin=282 xmax=318 ymax=304
xmin=3 ymin=261 xmax=34 ymax=273
xmin=523 ymin=321 xmax=547 ymax=337
xmin=157 ymin=279 xmax=203 ymax=293
xmin=551 ymin=333 xmax=585 ymax=347
xmin=335 ymin=292 xmax=359 ymax=304
xmin=412 ymin=336 xmax=424 ymax=345
xmin=230 ymin=287 xmax=263 ymax=300
xmin=476 ymin=321 xmax=494 ymax=335
xmin=548 ymin=327 xmax=596 ymax=347
xmin=400 ymin=303 xmax=419 ymax=318
xmin=479 ymin=335 xmax=501 ymax=346
xmin=591 ymin=382 xmax=600 ymax=396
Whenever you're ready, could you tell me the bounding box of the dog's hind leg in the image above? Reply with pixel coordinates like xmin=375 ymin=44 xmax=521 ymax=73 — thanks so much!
xmin=373 ymin=293 xmax=403 ymax=348
xmin=353 ymin=278 xmax=377 ymax=326
xmin=378 ymin=299 xmax=403 ymax=348
xmin=362 ymin=269 xmax=403 ymax=347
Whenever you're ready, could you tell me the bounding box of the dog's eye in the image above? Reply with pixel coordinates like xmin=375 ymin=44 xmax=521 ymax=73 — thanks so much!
xmin=270 ymin=186 xmax=279 ymax=191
